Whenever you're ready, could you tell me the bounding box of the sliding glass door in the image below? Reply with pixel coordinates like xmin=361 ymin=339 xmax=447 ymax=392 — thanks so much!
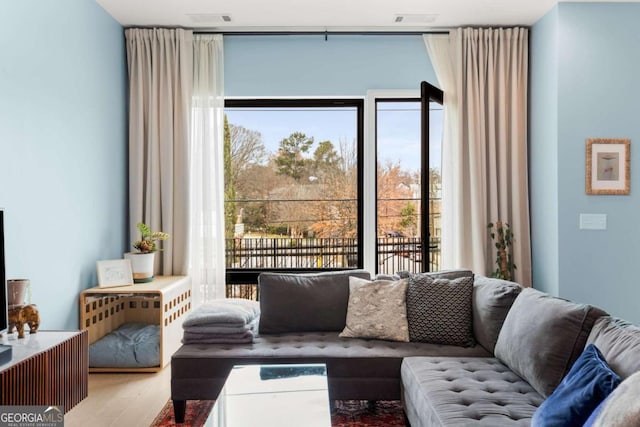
xmin=373 ymin=82 xmax=443 ymax=274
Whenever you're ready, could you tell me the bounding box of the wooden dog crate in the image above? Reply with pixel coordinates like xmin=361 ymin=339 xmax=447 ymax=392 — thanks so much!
xmin=79 ymin=275 xmax=191 ymax=372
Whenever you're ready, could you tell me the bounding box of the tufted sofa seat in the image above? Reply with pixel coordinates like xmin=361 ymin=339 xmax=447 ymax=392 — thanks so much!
xmin=401 ymin=357 xmax=544 ymax=426
xmin=171 ymin=331 xmax=491 ymax=403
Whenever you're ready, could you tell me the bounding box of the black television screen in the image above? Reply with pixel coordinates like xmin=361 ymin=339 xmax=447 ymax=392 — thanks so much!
xmin=0 ymin=210 xmax=7 ymax=333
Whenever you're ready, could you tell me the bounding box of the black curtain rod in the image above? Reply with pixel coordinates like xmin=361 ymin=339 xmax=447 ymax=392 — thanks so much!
xmin=193 ymin=30 xmax=449 ymax=36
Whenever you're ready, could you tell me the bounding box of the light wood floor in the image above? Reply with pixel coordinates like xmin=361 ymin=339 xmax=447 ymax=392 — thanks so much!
xmin=65 ymin=366 xmax=171 ymax=427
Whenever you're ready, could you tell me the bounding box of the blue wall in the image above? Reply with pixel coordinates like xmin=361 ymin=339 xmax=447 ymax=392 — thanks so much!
xmin=224 ymin=35 xmax=438 ymax=96
xmin=531 ymin=3 xmax=640 ymax=322
xmin=530 ymin=6 xmax=560 ymax=296
xmin=0 ymin=0 xmax=127 ymax=329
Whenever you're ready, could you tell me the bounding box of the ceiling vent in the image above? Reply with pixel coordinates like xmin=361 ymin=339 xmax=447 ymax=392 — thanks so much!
xmin=394 ymin=14 xmax=438 ymax=24
xmin=186 ymin=14 xmax=232 ymax=24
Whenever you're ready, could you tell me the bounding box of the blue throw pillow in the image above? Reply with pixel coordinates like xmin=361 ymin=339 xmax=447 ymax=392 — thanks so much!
xmin=531 ymin=344 xmax=620 ymax=427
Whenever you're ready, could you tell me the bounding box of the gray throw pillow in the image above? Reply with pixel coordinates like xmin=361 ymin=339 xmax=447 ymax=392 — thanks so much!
xmin=587 ymin=316 xmax=640 ymax=379
xmin=494 ymin=288 xmax=607 ymax=397
xmin=406 ymin=274 xmax=475 ymax=347
xmin=258 ymin=270 xmax=371 ymax=334
xmin=472 ymin=276 xmax=522 ymax=353
xmin=339 ymin=277 xmax=409 ymax=342
xmin=410 ymin=269 xmax=473 ymax=281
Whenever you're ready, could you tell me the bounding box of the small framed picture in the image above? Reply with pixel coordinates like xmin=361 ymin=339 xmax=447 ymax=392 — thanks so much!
xmin=586 ymin=138 xmax=631 ymax=195
xmin=97 ymin=259 xmax=134 ymax=288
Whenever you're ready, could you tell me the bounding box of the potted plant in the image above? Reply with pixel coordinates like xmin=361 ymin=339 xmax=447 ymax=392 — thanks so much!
xmin=124 ymin=222 xmax=169 ymax=283
xmin=487 ymin=220 xmax=516 ymax=281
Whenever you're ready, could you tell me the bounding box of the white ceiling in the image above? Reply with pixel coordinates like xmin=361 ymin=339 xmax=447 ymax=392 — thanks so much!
xmin=96 ymin=0 xmax=637 ymax=31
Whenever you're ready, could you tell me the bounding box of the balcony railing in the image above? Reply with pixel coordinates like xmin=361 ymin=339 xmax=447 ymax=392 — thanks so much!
xmin=225 ymin=237 xmax=441 ymax=299
xmin=226 ymin=237 xmax=358 ymax=270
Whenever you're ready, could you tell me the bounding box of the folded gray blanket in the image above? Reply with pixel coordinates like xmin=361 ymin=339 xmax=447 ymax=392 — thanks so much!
xmin=183 ymin=318 xmax=258 ymax=335
xmin=183 ymin=298 xmax=260 ymax=328
xmin=182 ymin=329 xmax=255 ymax=344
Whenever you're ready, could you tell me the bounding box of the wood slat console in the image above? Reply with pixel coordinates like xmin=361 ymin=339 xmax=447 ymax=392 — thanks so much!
xmin=80 ymin=275 xmax=192 ymax=372
xmin=0 ymin=330 xmax=88 ymax=412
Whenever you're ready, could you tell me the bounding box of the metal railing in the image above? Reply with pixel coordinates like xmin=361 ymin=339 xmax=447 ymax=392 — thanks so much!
xmin=376 ymin=237 xmax=440 ymax=274
xmin=226 ymin=237 xmax=358 ymax=270
xmin=225 ymin=237 xmax=441 ymax=298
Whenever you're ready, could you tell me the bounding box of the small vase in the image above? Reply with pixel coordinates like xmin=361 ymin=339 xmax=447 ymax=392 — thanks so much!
xmin=124 ymin=252 xmax=156 ymax=283
xmin=7 ymin=279 xmax=29 ymax=306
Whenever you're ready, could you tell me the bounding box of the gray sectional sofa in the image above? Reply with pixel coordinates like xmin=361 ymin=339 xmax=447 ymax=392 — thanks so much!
xmin=170 ymin=269 xmax=640 ymax=425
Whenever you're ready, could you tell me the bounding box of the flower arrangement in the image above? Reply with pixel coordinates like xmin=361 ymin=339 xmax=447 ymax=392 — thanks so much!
xmin=132 ymin=222 xmax=169 ymax=253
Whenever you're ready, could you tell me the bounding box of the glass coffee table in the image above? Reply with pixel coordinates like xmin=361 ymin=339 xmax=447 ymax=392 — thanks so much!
xmin=206 ymin=363 xmax=331 ymax=426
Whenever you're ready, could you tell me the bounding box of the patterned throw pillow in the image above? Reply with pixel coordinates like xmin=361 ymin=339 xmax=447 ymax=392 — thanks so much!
xmin=339 ymin=277 xmax=409 ymax=342
xmin=406 ymin=274 xmax=475 ymax=346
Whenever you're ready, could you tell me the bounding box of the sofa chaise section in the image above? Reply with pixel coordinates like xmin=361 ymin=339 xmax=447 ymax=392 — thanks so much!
xmin=402 ymin=287 xmax=608 ymax=426
xmin=401 ymin=357 xmax=543 ymax=427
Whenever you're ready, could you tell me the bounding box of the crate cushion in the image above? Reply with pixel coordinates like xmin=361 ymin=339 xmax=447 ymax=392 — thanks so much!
xmin=89 ymin=322 xmax=160 ymax=368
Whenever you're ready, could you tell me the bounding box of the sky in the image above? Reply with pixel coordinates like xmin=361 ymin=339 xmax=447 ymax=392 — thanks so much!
xmin=376 ymin=102 xmax=443 ymax=172
xmin=225 ymin=102 xmax=443 ymax=174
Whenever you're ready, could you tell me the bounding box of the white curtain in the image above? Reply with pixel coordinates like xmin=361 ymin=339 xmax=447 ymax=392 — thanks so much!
xmin=423 ymin=34 xmax=460 ymax=276
xmin=125 ymin=28 xmax=193 ymax=275
xmin=424 ymin=28 xmax=531 ymax=285
xmin=190 ymin=35 xmax=226 ymax=304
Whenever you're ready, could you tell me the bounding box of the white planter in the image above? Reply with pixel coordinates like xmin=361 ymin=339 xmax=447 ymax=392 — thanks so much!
xmin=124 ymin=252 xmax=156 ymax=283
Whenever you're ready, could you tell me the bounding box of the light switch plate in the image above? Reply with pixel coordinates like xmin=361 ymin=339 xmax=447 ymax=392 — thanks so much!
xmin=579 ymin=214 xmax=607 ymax=230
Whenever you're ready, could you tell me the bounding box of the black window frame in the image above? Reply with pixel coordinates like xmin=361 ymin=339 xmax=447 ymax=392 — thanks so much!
xmin=420 ymin=82 xmax=444 ymax=272
xmin=224 ymin=98 xmax=365 ymax=286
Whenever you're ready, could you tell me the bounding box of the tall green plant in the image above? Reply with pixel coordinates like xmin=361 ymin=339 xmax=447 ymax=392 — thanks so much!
xmin=487 ymin=221 xmax=516 ymax=281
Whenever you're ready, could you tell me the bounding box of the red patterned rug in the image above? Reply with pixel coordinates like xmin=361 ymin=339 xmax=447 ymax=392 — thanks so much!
xmin=151 ymin=400 xmax=215 ymax=426
xmin=151 ymin=399 xmax=406 ymax=426
xmin=332 ymin=400 xmax=406 ymax=427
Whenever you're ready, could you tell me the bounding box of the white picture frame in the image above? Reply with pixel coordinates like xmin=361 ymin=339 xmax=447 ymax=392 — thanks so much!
xmin=97 ymin=259 xmax=134 ymax=288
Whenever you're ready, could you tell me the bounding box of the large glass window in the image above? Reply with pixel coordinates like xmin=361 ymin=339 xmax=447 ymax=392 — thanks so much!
xmin=224 ymin=99 xmax=363 ymax=296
